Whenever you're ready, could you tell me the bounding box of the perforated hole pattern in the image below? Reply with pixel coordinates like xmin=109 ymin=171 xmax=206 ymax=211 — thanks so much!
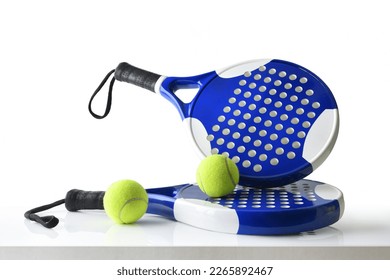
xmin=207 ymin=182 xmax=318 ymax=209
xmin=201 ymin=61 xmax=330 ymax=178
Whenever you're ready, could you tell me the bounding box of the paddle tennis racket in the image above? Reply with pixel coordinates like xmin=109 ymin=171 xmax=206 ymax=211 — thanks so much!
xmin=91 ymin=60 xmax=339 ymax=187
xmin=26 ymin=179 xmax=344 ymax=235
xmin=146 ymin=179 xmax=344 ymax=235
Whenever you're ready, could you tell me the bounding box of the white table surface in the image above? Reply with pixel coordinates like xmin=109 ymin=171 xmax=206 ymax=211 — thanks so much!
xmin=1 ymin=204 xmax=389 ymax=260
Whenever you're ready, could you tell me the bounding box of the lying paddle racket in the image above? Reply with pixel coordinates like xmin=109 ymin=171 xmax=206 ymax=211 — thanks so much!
xmin=90 ymin=60 xmax=339 ymax=187
xmin=25 ymin=179 xmax=344 ymax=235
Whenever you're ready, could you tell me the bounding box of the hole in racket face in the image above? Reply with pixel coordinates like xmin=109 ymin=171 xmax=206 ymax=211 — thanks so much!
xmin=189 ymin=59 xmax=338 ymax=187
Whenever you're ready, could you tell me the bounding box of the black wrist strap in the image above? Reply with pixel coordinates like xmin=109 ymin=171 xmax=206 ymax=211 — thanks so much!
xmin=24 ymin=199 xmax=65 ymax=229
xmin=88 ymin=69 xmax=115 ymax=119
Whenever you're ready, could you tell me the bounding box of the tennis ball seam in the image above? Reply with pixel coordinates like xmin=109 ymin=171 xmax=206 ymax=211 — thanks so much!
xmin=119 ymin=197 xmax=148 ymax=223
xmin=224 ymin=156 xmax=237 ymax=188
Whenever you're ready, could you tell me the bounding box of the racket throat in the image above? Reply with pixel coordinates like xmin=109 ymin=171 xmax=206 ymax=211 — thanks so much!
xmin=158 ymin=72 xmax=217 ymax=119
xmin=147 ymin=193 xmax=176 ymax=220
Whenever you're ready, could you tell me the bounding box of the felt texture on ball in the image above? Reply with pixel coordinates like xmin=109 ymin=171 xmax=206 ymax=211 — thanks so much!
xmin=196 ymin=154 xmax=239 ymax=197
xmin=103 ymin=180 xmax=148 ymax=224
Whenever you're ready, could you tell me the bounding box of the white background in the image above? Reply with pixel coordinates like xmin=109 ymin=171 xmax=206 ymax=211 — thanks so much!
xmin=0 ymin=0 xmax=389 ymax=245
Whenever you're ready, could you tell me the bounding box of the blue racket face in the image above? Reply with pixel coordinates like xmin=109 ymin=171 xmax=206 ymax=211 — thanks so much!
xmin=147 ymin=179 xmax=344 ymax=235
xmin=160 ymin=59 xmax=339 ymax=187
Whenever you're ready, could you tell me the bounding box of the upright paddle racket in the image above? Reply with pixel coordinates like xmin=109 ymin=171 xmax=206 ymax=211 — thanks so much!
xmin=90 ymin=60 xmax=339 ymax=187
xmin=25 ymin=179 xmax=344 ymax=235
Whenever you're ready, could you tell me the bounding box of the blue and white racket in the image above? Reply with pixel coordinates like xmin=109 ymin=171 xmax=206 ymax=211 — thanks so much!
xmin=26 ymin=179 xmax=344 ymax=235
xmin=146 ymin=179 xmax=344 ymax=235
xmin=90 ymin=60 xmax=339 ymax=187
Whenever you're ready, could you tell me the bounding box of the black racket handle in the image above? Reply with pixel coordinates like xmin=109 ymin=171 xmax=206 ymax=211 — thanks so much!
xmin=115 ymin=62 xmax=161 ymax=93
xmin=65 ymin=189 xmax=105 ymax=212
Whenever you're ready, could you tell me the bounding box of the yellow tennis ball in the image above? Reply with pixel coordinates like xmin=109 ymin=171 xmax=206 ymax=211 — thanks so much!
xmin=196 ymin=154 xmax=239 ymax=197
xmin=103 ymin=179 xmax=148 ymax=224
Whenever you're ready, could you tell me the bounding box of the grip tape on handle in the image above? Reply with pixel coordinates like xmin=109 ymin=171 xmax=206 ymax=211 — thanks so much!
xmin=65 ymin=189 xmax=105 ymax=212
xmin=115 ymin=62 xmax=161 ymax=92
